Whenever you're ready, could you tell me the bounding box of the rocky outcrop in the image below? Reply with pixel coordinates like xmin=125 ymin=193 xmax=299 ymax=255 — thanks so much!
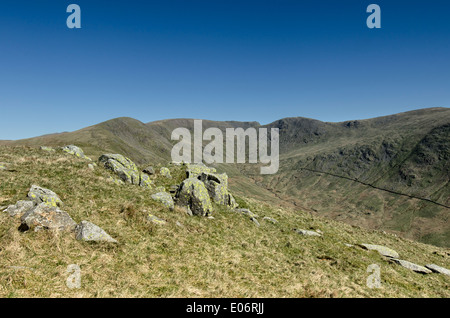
xmin=28 ymin=185 xmax=63 ymax=207
xmin=186 ymin=163 xmax=216 ymax=179
xmin=62 ymin=145 xmax=90 ymax=160
xmin=199 ymin=172 xmax=229 ymax=205
xmin=75 ymin=221 xmax=118 ymax=243
xmin=20 ymin=203 xmax=76 ymax=232
xmin=175 ymin=178 xmax=213 ymax=216
xmin=99 ymin=154 xmax=151 ymax=188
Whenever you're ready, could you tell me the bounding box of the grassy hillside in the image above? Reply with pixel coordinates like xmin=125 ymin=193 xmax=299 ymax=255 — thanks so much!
xmin=0 ymin=146 xmax=449 ymax=297
xmin=0 ymin=107 xmax=449 ymax=247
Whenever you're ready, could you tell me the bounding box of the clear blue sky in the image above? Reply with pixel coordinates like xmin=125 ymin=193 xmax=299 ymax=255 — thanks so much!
xmin=1 ymin=0 xmax=449 ymax=140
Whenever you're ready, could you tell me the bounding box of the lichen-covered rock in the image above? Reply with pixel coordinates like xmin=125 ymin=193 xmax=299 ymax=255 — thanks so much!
xmin=169 ymin=185 xmax=179 ymax=194
xmin=107 ymin=176 xmax=125 ymax=185
xmin=425 ymin=264 xmax=450 ymax=276
xmin=143 ymin=166 xmax=155 ymax=175
xmin=235 ymin=208 xmax=258 ymax=218
xmin=359 ymin=244 xmax=399 ymax=258
xmin=5 ymin=200 xmax=35 ymax=219
xmin=199 ymin=172 xmax=229 ymax=205
xmin=227 ymin=193 xmax=238 ymax=209
xmin=389 ymin=259 xmax=432 ymax=274
xmin=20 ymin=203 xmax=76 ymax=232
xmin=62 ymin=145 xmax=87 ymax=159
xmin=147 ymin=214 xmax=167 ymax=225
xmin=139 ymin=173 xmax=153 ymax=188
xmin=160 ymin=167 xmax=171 ymax=178
xmin=75 ymin=221 xmax=117 ymax=243
xmin=175 ymin=178 xmax=213 ymax=216
xmin=293 ymin=229 xmax=322 ymax=237
xmin=27 ymin=185 xmax=63 ymax=207
xmin=40 ymin=146 xmax=55 ymax=152
xmin=99 ymin=154 xmax=141 ymax=185
xmin=186 ymin=163 xmax=216 ymax=179
xmin=151 ymin=192 xmax=174 ymax=210
xmin=263 ymin=216 xmax=278 ymax=224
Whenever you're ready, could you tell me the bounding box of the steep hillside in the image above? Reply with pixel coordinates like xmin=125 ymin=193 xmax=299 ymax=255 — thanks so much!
xmin=1 ymin=107 xmax=449 ymax=247
xmin=0 ymin=146 xmax=449 ymax=297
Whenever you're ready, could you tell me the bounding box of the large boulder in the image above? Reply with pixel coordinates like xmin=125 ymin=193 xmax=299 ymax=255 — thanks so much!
xmin=175 ymin=178 xmax=213 ymax=216
xmin=151 ymin=192 xmax=175 ymax=210
xmin=99 ymin=154 xmax=151 ymax=188
xmin=28 ymin=185 xmax=63 ymax=207
xmin=20 ymin=203 xmax=76 ymax=232
xmin=5 ymin=200 xmax=35 ymax=219
xmin=186 ymin=163 xmax=216 ymax=179
xmin=425 ymin=264 xmax=450 ymax=276
xmin=198 ymin=172 xmax=229 ymax=205
xmin=75 ymin=221 xmax=117 ymax=243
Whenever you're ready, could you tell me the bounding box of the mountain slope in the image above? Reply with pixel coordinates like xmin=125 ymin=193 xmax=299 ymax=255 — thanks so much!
xmin=1 ymin=107 xmax=449 ymax=247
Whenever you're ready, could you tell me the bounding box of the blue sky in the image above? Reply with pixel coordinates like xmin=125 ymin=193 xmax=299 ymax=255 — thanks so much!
xmin=0 ymin=0 xmax=449 ymax=140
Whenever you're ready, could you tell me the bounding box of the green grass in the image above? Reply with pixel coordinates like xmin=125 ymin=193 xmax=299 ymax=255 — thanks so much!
xmin=0 ymin=146 xmax=449 ymax=298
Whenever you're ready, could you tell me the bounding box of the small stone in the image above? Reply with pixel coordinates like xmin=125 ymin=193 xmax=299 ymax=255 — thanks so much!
xmin=147 ymin=214 xmax=166 ymax=225
xmin=160 ymin=167 xmax=171 ymax=178
xmin=27 ymin=185 xmax=63 ymax=207
xmin=151 ymin=192 xmax=175 ymax=210
xmin=263 ymin=216 xmax=278 ymax=224
xmin=235 ymin=208 xmax=258 ymax=218
xmin=143 ymin=166 xmax=155 ymax=175
xmin=293 ymin=229 xmax=322 ymax=237
xmin=250 ymin=217 xmax=260 ymax=227
xmin=88 ymin=164 xmax=95 ymax=170
xmin=75 ymin=221 xmax=118 ymax=243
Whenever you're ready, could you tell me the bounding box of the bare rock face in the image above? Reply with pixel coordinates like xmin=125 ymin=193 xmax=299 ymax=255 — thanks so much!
xmin=20 ymin=203 xmax=76 ymax=232
xmin=75 ymin=221 xmax=118 ymax=243
xmin=175 ymin=178 xmax=213 ymax=216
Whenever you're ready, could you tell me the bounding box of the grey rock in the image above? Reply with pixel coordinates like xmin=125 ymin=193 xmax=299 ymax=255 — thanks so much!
xmin=75 ymin=221 xmax=118 ymax=243
xmin=293 ymin=229 xmax=322 ymax=237
xmin=186 ymin=163 xmax=216 ymax=179
xmin=20 ymin=203 xmax=76 ymax=232
xmin=40 ymin=146 xmax=55 ymax=152
xmin=99 ymin=154 xmax=140 ymax=185
xmin=359 ymin=244 xmax=399 ymax=258
xmin=151 ymin=192 xmax=175 ymax=210
xmin=160 ymin=167 xmax=171 ymax=178
xmin=425 ymin=264 xmax=450 ymax=276
xmin=390 ymin=259 xmax=432 ymax=274
xmin=62 ymin=145 xmax=87 ymax=159
xmin=5 ymin=200 xmax=35 ymax=218
xmin=27 ymin=185 xmax=63 ymax=207
xmin=250 ymin=217 xmax=260 ymax=227
xmin=88 ymin=163 xmax=95 ymax=170
xmin=235 ymin=208 xmax=258 ymax=218
xmin=198 ymin=172 xmax=229 ymax=205
xmin=263 ymin=216 xmax=278 ymax=224
xmin=175 ymin=178 xmax=213 ymax=216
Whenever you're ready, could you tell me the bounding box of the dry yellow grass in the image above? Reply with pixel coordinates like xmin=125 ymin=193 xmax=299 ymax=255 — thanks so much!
xmin=0 ymin=146 xmax=449 ymax=298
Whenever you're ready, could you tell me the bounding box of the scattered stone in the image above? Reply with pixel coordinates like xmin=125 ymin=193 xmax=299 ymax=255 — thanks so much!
xmin=235 ymin=208 xmax=258 ymax=218
xmin=425 ymin=264 xmax=450 ymax=276
xmin=151 ymin=192 xmax=175 ymax=210
xmin=0 ymin=162 xmax=9 ymax=171
xmin=186 ymin=163 xmax=216 ymax=179
xmin=28 ymin=185 xmax=63 ymax=207
xmin=175 ymin=178 xmax=213 ymax=216
xmin=176 ymin=221 xmax=184 ymax=228
xmin=5 ymin=200 xmax=35 ymax=218
xmin=62 ymin=145 xmax=88 ymax=159
xmin=344 ymin=243 xmax=354 ymax=248
xmin=20 ymin=203 xmax=76 ymax=232
xmin=160 ymin=167 xmax=171 ymax=178
xmin=293 ymin=229 xmax=322 ymax=237
xmin=143 ymin=166 xmax=155 ymax=175
xmin=75 ymin=221 xmax=118 ymax=243
xmin=250 ymin=217 xmax=260 ymax=227
xmin=208 ymin=216 xmax=215 ymax=219
xmin=40 ymin=146 xmax=55 ymax=152
xmin=88 ymin=163 xmax=95 ymax=170
xmin=147 ymin=214 xmax=167 ymax=225
xmin=263 ymin=216 xmax=278 ymax=224
xmin=185 ymin=206 xmax=193 ymax=216
xmin=359 ymin=244 xmax=399 ymax=259
xmin=389 ymin=259 xmax=432 ymax=274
